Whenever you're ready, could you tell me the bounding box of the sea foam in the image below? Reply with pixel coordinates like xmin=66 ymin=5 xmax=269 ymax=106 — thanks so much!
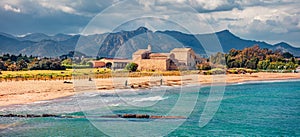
xmin=133 ymin=96 xmax=168 ymax=102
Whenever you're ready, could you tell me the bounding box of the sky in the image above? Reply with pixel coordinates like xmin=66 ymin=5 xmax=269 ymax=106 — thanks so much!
xmin=0 ymin=0 xmax=299 ymax=47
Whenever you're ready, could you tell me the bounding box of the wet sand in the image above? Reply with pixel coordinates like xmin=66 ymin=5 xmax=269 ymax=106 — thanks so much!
xmin=1 ymin=72 xmax=300 ymax=106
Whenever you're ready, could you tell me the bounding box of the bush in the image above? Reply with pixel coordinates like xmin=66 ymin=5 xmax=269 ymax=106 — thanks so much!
xmin=211 ymin=68 xmax=226 ymax=75
xmin=125 ymin=63 xmax=138 ymax=72
xmin=204 ymin=68 xmax=226 ymax=75
xmin=22 ymin=68 xmax=29 ymax=71
xmin=227 ymin=69 xmax=238 ymax=74
xmin=227 ymin=68 xmax=257 ymax=74
xmin=197 ymin=63 xmax=211 ymax=70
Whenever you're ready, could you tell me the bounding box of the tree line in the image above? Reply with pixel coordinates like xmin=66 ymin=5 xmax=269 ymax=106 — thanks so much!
xmin=207 ymin=45 xmax=299 ymax=70
xmin=0 ymin=54 xmax=65 ymax=71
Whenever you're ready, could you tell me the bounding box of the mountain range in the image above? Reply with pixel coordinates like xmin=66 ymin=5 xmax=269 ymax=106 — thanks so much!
xmin=0 ymin=27 xmax=299 ymax=58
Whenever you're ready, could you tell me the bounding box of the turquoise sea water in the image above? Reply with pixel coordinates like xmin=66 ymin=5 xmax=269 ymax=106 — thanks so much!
xmin=1 ymin=80 xmax=299 ymax=136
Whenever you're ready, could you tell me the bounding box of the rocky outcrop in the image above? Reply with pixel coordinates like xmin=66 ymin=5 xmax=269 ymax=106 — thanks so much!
xmin=0 ymin=113 xmax=185 ymax=119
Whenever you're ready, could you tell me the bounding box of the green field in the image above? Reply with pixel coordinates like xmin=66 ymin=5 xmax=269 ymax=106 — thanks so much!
xmin=0 ymin=68 xmax=112 ymax=81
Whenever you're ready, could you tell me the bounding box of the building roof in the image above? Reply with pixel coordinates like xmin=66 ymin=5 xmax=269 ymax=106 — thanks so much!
xmin=171 ymin=48 xmax=192 ymax=52
xmin=150 ymin=53 xmax=170 ymax=57
xmin=101 ymin=58 xmax=128 ymax=60
xmin=90 ymin=61 xmax=106 ymax=68
xmin=100 ymin=58 xmax=131 ymax=63
xmin=133 ymin=49 xmax=150 ymax=55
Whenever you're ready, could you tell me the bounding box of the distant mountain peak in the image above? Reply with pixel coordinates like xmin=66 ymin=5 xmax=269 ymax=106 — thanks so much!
xmin=274 ymin=42 xmax=295 ymax=50
xmin=215 ymin=29 xmax=235 ymax=36
xmin=137 ymin=26 xmax=148 ymax=31
xmin=217 ymin=29 xmax=230 ymax=33
xmin=275 ymin=42 xmax=289 ymax=46
xmin=23 ymin=33 xmax=48 ymax=37
xmin=134 ymin=26 xmax=149 ymax=33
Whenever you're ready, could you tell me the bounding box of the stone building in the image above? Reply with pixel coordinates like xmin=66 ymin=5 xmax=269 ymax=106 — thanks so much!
xmin=170 ymin=48 xmax=202 ymax=70
xmin=132 ymin=45 xmax=176 ymax=71
xmin=90 ymin=45 xmax=204 ymax=71
xmin=90 ymin=58 xmax=131 ymax=70
xmin=132 ymin=45 xmax=203 ymax=71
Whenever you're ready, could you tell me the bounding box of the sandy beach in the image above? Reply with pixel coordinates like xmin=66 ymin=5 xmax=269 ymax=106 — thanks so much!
xmin=1 ymin=72 xmax=300 ymax=107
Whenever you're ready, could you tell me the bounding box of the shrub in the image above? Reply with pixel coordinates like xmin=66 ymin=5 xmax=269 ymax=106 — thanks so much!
xmin=197 ymin=63 xmax=211 ymax=70
xmin=125 ymin=63 xmax=138 ymax=72
xmin=211 ymin=68 xmax=226 ymax=75
xmin=227 ymin=69 xmax=238 ymax=74
xmin=204 ymin=68 xmax=226 ymax=75
xmin=227 ymin=68 xmax=257 ymax=74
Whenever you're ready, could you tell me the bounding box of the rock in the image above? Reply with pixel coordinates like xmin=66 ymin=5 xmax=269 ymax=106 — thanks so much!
xmin=122 ymin=114 xmax=136 ymax=118
xmin=63 ymin=81 xmax=73 ymax=84
xmin=26 ymin=114 xmax=40 ymax=117
xmin=136 ymin=114 xmax=150 ymax=118
xmin=42 ymin=114 xmax=58 ymax=117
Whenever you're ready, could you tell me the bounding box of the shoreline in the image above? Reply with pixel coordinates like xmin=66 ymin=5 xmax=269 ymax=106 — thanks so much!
xmin=1 ymin=72 xmax=300 ymax=107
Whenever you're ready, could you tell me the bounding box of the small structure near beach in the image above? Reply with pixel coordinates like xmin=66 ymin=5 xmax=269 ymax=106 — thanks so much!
xmin=89 ymin=58 xmax=131 ymax=70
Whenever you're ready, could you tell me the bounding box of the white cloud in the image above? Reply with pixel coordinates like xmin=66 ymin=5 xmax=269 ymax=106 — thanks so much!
xmin=38 ymin=1 xmax=76 ymax=15
xmin=0 ymin=0 xmax=119 ymax=17
xmin=3 ymin=4 xmax=20 ymax=13
xmin=0 ymin=0 xmax=299 ymax=46
xmin=189 ymin=0 xmax=231 ymax=10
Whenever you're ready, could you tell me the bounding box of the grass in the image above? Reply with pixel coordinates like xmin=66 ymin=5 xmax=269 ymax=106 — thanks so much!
xmin=0 ymin=69 xmax=73 ymax=81
xmin=1 ymin=70 xmax=72 ymax=76
xmin=0 ymin=68 xmax=202 ymax=81
xmin=3 ymin=67 xmax=291 ymax=81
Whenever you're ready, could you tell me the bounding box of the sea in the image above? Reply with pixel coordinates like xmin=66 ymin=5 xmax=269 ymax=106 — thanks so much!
xmin=0 ymin=80 xmax=299 ymax=136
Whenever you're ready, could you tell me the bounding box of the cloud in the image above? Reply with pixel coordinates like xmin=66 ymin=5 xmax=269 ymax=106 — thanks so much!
xmin=189 ymin=0 xmax=236 ymax=11
xmin=38 ymin=1 xmax=76 ymax=15
xmin=0 ymin=0 xmax=299 ymax=47
xmin=3 ymin=4 xmax=20 ymax=13
xmin=0 ymin=0 xmax=119 ymax=17
xmin=226 ymin=4 xmax=300 ymax=34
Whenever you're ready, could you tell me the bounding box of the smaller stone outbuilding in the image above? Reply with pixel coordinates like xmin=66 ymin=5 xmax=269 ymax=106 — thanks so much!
xmin=89 ymin=58 xmax=131 ymax=70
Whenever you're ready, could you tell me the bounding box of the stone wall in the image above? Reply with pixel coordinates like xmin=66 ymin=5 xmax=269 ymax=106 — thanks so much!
xmin=138 ymin=59 xmax=168 ymax=71
xmin=171 ymin=50 xmax=198 ymax=70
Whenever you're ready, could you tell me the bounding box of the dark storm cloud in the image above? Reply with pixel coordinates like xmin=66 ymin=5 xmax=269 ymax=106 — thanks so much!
xmin=0 ymin=0 xmax=119 ymax=35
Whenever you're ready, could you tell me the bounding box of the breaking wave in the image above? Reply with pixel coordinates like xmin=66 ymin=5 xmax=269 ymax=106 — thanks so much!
xmin=133 ymin=96 xmax=168 ymax=102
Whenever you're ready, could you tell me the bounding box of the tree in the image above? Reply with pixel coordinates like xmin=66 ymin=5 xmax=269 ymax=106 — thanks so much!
xmin=285 ymin=62 xmax=298 ymax=70
xmin=16 ymin=59 xmax=28 ymax=70
xmin=197 ymin=62 xmax=211 ymax=70
xmin=61 ymin=58 xmax=72 ymax=66
xmin=125 ymin=63 xmax=138 ymax=72
xmin=257 ymin=60 xmax=270 ymax=70
xmin=282 ymin=52 xmax=293 ymax=59
xmin=268 ymin=62 xmax=277 ymax=70
xmin=0 ymin=61 xmax=7 ymax=71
